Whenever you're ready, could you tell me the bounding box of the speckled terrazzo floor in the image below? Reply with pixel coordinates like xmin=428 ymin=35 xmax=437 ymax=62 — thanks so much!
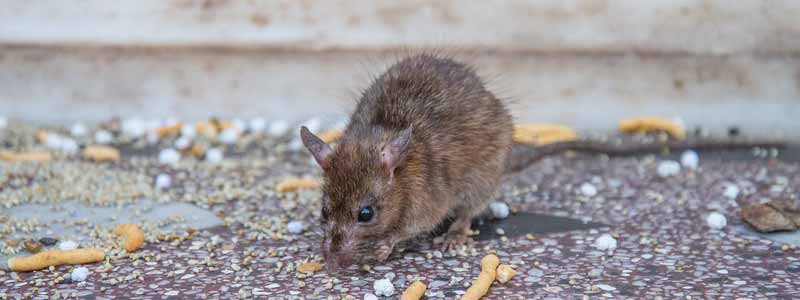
xmin=1 ymin=121 xmax=799 ymax=300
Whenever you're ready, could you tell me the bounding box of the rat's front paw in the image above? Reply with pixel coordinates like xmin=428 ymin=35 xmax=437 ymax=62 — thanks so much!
xmin=374 ymin=243 xmax=394 ymax=262
xmin=440 ymin=231 xmax=472 ymax=252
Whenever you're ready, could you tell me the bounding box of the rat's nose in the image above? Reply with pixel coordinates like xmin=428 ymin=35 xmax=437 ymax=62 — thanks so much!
xmin=336 ymin=255 xmax=353 ymax=269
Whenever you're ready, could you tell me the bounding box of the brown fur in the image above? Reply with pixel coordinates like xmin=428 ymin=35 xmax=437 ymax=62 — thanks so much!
xmin=300 ymin=53 xmax=513 ymax=271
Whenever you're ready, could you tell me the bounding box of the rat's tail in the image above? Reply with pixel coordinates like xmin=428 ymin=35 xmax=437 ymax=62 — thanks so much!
xmin=504 ymin=139 xmax=787 ymax=174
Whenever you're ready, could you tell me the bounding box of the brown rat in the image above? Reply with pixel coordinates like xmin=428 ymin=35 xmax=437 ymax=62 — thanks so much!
xmin=300 ymin=53 xmax=513 ymax=270
xmin=299 ymin=53 xmax=789 ymax=271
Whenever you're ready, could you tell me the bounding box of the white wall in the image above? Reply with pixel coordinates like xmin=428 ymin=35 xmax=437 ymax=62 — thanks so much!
xmin=3 ymin=0 xmax=798 ymax=54
xmin=1 ymin=1 xmax=798 ymax=138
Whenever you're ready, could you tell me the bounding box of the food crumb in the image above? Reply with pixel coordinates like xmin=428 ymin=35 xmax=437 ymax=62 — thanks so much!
xmin=70 ymin=267 xmax=89 ymax=282
xmin=297 ymin=261 xmax=322 ymax=274
xmin=595 ymin=284 xmax=616 ymax=291
xmin=83 ymin=145 xmax=121 ymax=162
xmin=706 ymin=212 xmax=727 ymax=229
xmin=158 ymin=149 xmax=181 ymax=165
xmin=489 ymin=202 xmax=509 ymax=219
xmin=122 ymin=118 xmax=146 ymax=138
xmin=496 ymin=265 xmax=516 ymax=283
xmin=276 ymin=178 xmax=320 ymax=193
xmin=94 ymin=130 xmax=113 ymax=144
xmin=680 ymin=150 xmax=699 ymax=169
xmin=58 ymin=240 xmax=78 ymax=251
xmin=70 ymin=123 xmax=87 ymax=137
xmin=219 ymin=128 xmax=241 ymax=145
xmin=286 ymin=221 xmax=305 ymax=234
xmin=248 ymin=117 xmax=267 ymax=133
xmin=656 ymin=160 xmax=681 ymax=177
xmin=594 ymin=234 xmax=617 ymax=251
xmin=205 ymin=148 xmax=224 ymax=163
xmin=723 ymin=184 xmax=740 ymax=199
xmin=174 ymin=136 xmax=192 ymax=150
xmin=580 ymin=182 xmax=598 ymax=197
xmin=363 ymin=293 xmax=378 ymax=300
xmin=180 ymin=124 xmax=197 ymax=139
xmin=373 ymin=278 xmax=395 ymax=297
xmin=268 ymin=120 xmax=290 ymax=136
xmin=155 ymin=174 xmax=172 ymax=190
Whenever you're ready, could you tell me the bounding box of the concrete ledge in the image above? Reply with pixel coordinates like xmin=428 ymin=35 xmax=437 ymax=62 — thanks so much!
xmin=1 ymin=0 xmax=799 ymax=54
xmin=1 ymin=47 xmax=798 ymax=139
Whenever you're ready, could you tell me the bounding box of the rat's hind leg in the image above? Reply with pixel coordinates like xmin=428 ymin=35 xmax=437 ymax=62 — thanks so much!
xmin=440 ymin=152 xmax=507 ymax=252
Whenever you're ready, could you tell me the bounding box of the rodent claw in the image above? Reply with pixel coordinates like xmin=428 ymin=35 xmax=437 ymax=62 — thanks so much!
xmin=375 ymin=244 xmax=394 ymax=262
xmin=440 ymin=232 xmax=470 ymax=253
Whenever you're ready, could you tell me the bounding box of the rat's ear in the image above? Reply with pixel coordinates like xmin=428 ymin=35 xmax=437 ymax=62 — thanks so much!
xmin=381 ymin=126 xmax=413 ymax=176
xmin=300 ymin=126 xmax=333 ymax=169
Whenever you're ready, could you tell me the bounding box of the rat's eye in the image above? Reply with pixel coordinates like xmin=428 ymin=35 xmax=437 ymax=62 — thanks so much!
xmin=357 ymin=206 xmax=374 ymax=223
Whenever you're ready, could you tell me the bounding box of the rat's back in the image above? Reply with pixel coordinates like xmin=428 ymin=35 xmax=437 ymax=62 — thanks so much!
xmin=346 ymin=54 xmax=512 ymax=167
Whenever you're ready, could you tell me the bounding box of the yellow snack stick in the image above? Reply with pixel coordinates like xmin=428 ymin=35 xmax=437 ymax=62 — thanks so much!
xmin=83 ymin=145 xmax=121 ymax=162
xmin=0 ymin=151 xmax=52 ymax=162
xmin=534 ymin=131 xmax=578 ymax=145
xmin=512 ymin=127 xmax=538 ymax=144
xmin=8 ymin=248 xmax=105 ymax=272
xmin=515 ymin=123 xmax=574 ymax=135
xmin=318 ymin=130 xmax=344 ymax=144
xmin=619 ymin=117 xmax=685 ymax=140
xmin=461 ymin=254 xmax=500 ymax=300
xmin=115 ymin=224 xmax=144 ymax=253
xmin=513 ymin=123 xmax=578 ymax=145
xmin=276 ymin=178 xmax=320 ymax=193
xmin=400 ymin=281 xmax=427 ymax=300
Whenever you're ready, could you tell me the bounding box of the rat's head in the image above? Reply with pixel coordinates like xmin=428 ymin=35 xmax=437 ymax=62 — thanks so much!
xmin=300 ymin=126 xmax=412 ymax=271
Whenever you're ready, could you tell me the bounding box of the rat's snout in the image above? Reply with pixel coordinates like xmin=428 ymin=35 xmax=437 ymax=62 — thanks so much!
xmin=322 ymin=227 xmax=356 ymax=271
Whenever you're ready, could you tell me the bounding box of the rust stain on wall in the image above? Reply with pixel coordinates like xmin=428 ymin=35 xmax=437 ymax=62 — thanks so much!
xmin=170 ymin=0 xmax=229 ymax=11
xmin=250 ymin=13 xmax=270 ymax=27
xmin=377 ymin=2 xmax=423 ymax=29
xmin=577 ymin=0 xmax=609 ymax=16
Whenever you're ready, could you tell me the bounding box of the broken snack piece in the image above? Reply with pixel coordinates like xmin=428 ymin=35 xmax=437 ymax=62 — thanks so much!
xmin=495 ymin=264 xmax=517 ymax=283
xmin=461 ymin=254 xmax=500 ymax=300
xmin=513 ymin=123 xmax=578 ymax=145
xmin=34 ymin=129 xmax=49 ymax=144
xmin=82 ymin=145 xmax=121 ymax=162
xmin=195 ymin=121 xmax=218 ymax=138
xmin=618 ymin=117 xmax=685 ymax=140
xmin=297 ymin=261 xmax=323 ymax=274
xmin=276 ymin=178 xmax=320 ymax=193
xmin=400 ymin=281 xmax=427 ymax=300
xmin=318 ymin=130 xmax=344 ymax=144
xmin=115 ymin=224 xmax=144 ymax=252
xmin=153 ymin=122 xmax=183 ymax=137
xmin=0 ymin=151 xmax=52 ymax=162
xmin=8 ymin=248 xmax=105 ymax=272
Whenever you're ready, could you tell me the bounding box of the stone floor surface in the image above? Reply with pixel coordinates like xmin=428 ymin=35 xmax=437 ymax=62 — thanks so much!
xmin=0 ymin=120 xmax=798 ymax=299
